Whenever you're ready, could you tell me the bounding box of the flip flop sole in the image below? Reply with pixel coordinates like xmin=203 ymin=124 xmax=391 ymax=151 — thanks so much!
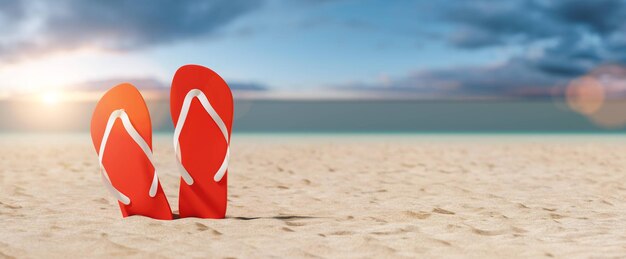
xmin=91 ymin=83 xmax=172 ymax=220
xmin=171 ymin=65 xmax=233 ymax=219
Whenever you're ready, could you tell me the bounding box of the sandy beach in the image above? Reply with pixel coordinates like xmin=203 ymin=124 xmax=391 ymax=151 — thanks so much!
xmin=1 ymin=134 xmax=626 ymax=258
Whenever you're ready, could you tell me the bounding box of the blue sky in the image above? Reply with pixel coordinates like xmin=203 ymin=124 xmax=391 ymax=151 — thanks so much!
xmin=0 ymin=0 xmax=625 ymax=98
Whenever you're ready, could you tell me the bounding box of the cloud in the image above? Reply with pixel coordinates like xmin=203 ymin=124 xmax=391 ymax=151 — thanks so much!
xmin=67 ymin=78 xmax=167 ymax=91
xmin=443 ymin=1 xmax=553 ymax=48
xmin=441 ymin=0 xmax=626 ymax=49
xmin=340 ymin=0 xmax=626 ymax=98
xmin=339 ymin=58 xmax=565 ymax=98
xmin=440 ymin=0 xmax=626 ymax=77
xmin=550 ymin=0 xmax=623 ymax=34
xmin=0 ymin=0 xmax=25 ymax=21
xmin=0 ymin=0 xmax=263 ymax=62
xmin=67 ymin=77 xmax=268 ymax=92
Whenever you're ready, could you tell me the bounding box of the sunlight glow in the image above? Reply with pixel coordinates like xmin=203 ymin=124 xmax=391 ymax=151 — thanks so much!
xmin=0 ymin=48 xmax=165 ymax=95
xmin=41 ymin=92 xmax=61 ymax=105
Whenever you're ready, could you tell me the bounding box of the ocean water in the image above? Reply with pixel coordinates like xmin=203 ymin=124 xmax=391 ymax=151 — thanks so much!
xmin=0 ymin=99 xmax=625 ymax=133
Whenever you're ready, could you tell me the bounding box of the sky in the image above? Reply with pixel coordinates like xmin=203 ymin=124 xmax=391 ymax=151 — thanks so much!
xmin=0 ymin=0 xmax=626 ymax=99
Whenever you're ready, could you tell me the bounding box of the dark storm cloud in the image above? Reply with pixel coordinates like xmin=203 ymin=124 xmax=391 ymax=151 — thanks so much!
xmin=443 ymin=1 xmax=554 ymax=48
xmin=442 ymin=0 xmax=626 ymax=49
xmin=351 ymin=0 xmax=626 ymax=98
xmin=442 ymin=0 xmax=626 ymax=80
xmin=532 ymin=36 xmax=603 ymax=77
xmin=550 ymin=0 xmax=623 ymax=34
xmin=45 ymin=0 xmax=261 ymax=48
xmin=0 ymin=0 xmax=262 ymax=61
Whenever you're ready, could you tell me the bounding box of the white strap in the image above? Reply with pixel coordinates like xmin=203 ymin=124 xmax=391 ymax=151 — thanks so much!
xmin=98 ymin=109 xmax=159 ymax=205
xmin=173 ymin=89 xmax=230 ymax=185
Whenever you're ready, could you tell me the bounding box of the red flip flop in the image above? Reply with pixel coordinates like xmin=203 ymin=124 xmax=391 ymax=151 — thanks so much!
xmin=90 ymin=83 xmax=173 ymax=220
xmin=170 ymin=65 xmax=233 ymax=219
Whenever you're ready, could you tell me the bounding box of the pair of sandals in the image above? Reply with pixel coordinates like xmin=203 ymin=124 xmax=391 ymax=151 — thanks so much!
xmin=90 ymin=65 xmax=233 ymax=220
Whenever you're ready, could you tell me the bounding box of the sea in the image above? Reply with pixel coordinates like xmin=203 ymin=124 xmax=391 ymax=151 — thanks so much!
xmin=1 ymin=99 xmax=625 ymax=133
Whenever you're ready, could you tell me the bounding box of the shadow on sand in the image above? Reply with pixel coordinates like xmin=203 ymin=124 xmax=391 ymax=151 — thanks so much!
xmin=171 ymin=214 xmax=320 ymax=221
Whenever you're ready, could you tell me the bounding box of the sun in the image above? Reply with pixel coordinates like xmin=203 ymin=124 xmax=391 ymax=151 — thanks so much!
xmin=41 ymin=92 xmax=62 ymax=105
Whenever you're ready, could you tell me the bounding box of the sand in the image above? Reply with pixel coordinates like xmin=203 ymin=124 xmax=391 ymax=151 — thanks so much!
xmin=1 ymin=134 xmax=626 ymax=258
